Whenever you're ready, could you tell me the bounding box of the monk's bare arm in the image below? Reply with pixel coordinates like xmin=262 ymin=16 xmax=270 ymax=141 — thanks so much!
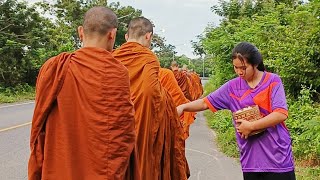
xmin=177 ymin=98 xmax=208 ymax=116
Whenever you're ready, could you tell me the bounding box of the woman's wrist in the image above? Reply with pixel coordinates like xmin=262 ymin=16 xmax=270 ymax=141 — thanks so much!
xmin=251 ymin=116 xmax=265 ymax=131
xmin=250 ymin=121 xmax=257 ymax=131
xmin=180 ymin=104 xmax=186 ymax=112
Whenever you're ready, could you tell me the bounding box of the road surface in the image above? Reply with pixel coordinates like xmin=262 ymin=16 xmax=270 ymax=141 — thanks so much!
xmin=186 ymin=111 xmax=242 ymax=180
xmin=0 ymin=93 xmax=242 ymax=179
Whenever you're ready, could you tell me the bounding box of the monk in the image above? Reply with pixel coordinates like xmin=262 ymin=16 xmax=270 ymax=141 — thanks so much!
xmin=28 ymin=7 xmax=139 ymax=180
xmin=182 ymin=65 xmax=196 ymax=101
xmin=159 ymin=68 xmax=196 ymax=139
xmin=113 ymin=17 xmax=188 ymax=180
xmin=170 ymin=61 xmax=192 ymax=101
xmin=188 ymin=69 xmax=203 ymax=100
xmin=159 ymin=68 xmax=188 ymax=107
xmin=190 ymin=70 xmax=204 ymax=99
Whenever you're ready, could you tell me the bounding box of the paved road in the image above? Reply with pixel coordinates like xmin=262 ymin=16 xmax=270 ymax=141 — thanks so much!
xmin=186 ymin=79 xmax=242 ymax=180
xmin=186 ymin=111 xmax=242 ymax=180
xmin=0 ymin=94 xmax=242 ymax=179
xmin=0 ymin=102 xmax=33 ymax=130
xmin=0 ymin=102 xmax=33 ymax=180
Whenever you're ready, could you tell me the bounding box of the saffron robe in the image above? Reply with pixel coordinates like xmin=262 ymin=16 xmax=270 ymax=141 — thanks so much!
xmin=28 ymin=47 xmax=139 ymax=180
xmin=190 ymin=72 xmax=203 ymax=100
xmin=113 ymin=42 xmax=188 ymax=180
xmin=173 ymin=70 xmax=192 ymax=101
xmin=159 ymin=68 xmax=196 ymax=139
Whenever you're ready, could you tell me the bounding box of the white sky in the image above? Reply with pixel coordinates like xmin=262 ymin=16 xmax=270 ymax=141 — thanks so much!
xmin=110 ymin=0 xmax=221 ymax=58
xmin=26 ymin=0 xmax=221 ymax=58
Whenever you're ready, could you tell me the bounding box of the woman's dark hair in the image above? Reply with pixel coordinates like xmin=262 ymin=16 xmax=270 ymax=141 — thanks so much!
xmin=231 ymin=42 xmax=265 ymax=71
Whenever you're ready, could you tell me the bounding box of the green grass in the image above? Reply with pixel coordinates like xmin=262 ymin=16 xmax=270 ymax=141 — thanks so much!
xmin=0 ymin=85 xmax=35 ymax=103
xmin=295 ymin=164 xmax=320 ymax=180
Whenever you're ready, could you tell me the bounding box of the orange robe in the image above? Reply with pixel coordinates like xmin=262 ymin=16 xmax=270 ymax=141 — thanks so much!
xmin=191 ymin=73 xmax=204 ymax=99
xmin=172 ymin=70 xmax=192 ymax=101
xmin=113 ymin=42 xmax=188 ymax=180
xmin=185 ymin=72 xmax=196 ymax=101
xmin=159 ymin=68 xmax=196 ymax=139
xmin=184 ymin=71 xmax=196 ymax=101
xmin=28 ymin=47 xmax=139 ymax=180
xmin=189 ymin=73 xmax=203 ymax=100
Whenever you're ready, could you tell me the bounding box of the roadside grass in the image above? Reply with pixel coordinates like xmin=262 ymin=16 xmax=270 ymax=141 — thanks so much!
xmin=0 ymin=85 xmax=35 ymax=104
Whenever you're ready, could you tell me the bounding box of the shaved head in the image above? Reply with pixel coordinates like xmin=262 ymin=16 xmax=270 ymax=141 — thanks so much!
xmin=127 ymin=17 xmax=153 ymax=39
xmin=171 ymin=61 xmax=178 ymax=67
xmin=170 ymin=61 xmax=179 ymax=71
xmin=182 ymin=65 xmax=188 ymax=71
xmin=83 ymin=6 xmax=118 ymax=36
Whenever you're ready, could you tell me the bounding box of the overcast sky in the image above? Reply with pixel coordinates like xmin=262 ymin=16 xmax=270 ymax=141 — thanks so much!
xmin=110 ymin=0 xmax=221 ymax=58
xmin=27 ymin=0 xmax=221 ymax=58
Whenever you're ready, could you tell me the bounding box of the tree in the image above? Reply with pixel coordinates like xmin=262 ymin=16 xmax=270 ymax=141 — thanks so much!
xmin=39 ymin=0 xmax=142 ymax=49
xmin=0 ymin=0 xmax=54 ymax=87
xmin=152 ymin=34 xmax=176 ymax=68
xmin=198 ymin=0 xmax=320 ymax=97
xmin=199 ymin=0 xmax=320 ymax=166
xmin=0 ymin=0 xmax=146 ymax=88
xmin=109 ymin=2 xmax=142 ymax=47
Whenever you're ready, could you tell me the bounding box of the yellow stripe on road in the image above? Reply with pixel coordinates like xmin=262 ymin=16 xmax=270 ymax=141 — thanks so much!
xmin=0 ymin=102 xmax=34 ymax=109
xmin=0 ymin=122 xmax=31 ymax=133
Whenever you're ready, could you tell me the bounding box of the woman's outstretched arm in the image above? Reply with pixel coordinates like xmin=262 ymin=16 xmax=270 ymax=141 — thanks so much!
xmin=177 ymin=98 xmax=208 ymax=116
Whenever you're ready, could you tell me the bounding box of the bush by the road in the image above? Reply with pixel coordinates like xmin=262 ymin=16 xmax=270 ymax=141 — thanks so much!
xmin=201 ymin=1 xmax=320 ymax=179
xmin=0 ymin=84 xmax=34 ymax=103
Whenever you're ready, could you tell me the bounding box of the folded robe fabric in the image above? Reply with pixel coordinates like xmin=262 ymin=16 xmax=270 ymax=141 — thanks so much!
xmin=113 ymin=42 xmax=188 ymax=180
xmin=190 ymin=73 xmax=204 ymax=100
xmin=159 ymin=68 xmax=196 ymax=140
xmin=173 ymin=70 xmax=192 ymax=101
xmin=29 ymin=47 xmax=138 ymax=180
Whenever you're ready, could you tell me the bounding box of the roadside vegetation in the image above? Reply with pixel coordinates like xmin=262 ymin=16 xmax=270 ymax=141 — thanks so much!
xmin=198 ymin=1 xmax=320 ymax=179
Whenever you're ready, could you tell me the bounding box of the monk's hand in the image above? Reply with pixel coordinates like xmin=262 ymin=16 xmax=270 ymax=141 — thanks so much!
xmin=235 ymin=119 xmax=253 ymax=139
xmin=177 ymin=105 xmax=184 ymax=117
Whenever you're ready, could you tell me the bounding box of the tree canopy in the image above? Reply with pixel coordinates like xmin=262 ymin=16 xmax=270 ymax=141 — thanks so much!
xmin=0 ymin=0 xmax=180 ymax=87
xmin=196 ymin=0 xmax=320 ymax=98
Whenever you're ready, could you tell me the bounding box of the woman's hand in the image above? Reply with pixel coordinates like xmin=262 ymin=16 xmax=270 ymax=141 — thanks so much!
xmin=235 ymin=119 xmax=254 ymax=139
xmin=177 ymin=105 xmax=184 ymax=117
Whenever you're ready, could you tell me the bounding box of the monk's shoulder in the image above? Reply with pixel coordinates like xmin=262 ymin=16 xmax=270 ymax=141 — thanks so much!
xmin=159 ymin=68 xmax=170 ymax=78
xmin=112 ymin=56 xmax=130 ymax=74
xmin=164 ymin=68 xmax=175 ymax=77
xmin=102 ymin=53 xmax=130 ymax=78
xmin=40 ymin=52 xmax=71 ymax=74
xmin=143 ymin=50 xmax=158 ymax=61
xmin=111 ymin=47 xmax=121 ymax=56
xmin=160 ymin=68 xmax=170 ymax=73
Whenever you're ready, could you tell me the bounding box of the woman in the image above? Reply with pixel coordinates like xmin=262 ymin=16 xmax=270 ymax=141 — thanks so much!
xmin=177 ymin=42 xmax=296 ymax=180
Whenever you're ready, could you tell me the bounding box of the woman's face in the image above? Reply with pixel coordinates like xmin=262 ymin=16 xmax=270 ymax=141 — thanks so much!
xmin=232 ymin=58 xmax=256 ymax=81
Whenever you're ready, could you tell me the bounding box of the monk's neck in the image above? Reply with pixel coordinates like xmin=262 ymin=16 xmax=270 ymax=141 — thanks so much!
xmin=126 ymin=39 xmax=148 ymax=48
xmin=82 ymin=38 xmax=111 ymax=51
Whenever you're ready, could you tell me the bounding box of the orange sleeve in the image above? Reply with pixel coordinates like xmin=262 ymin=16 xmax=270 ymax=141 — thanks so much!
xmin=273 ymin=108 xmax=288 ymax=117
xmin=203 ymin=97 xmax=218 ymax=112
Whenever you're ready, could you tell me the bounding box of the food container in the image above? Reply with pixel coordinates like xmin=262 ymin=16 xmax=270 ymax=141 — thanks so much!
xmin=233 ymin=105 xmax=265 ymax=136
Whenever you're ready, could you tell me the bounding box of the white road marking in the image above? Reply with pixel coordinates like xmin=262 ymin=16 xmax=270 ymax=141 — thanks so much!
xmin=186 ymin=148 xmax=219 ymax=160
xmin=197 ymin=171 xmax=201 ymax=180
